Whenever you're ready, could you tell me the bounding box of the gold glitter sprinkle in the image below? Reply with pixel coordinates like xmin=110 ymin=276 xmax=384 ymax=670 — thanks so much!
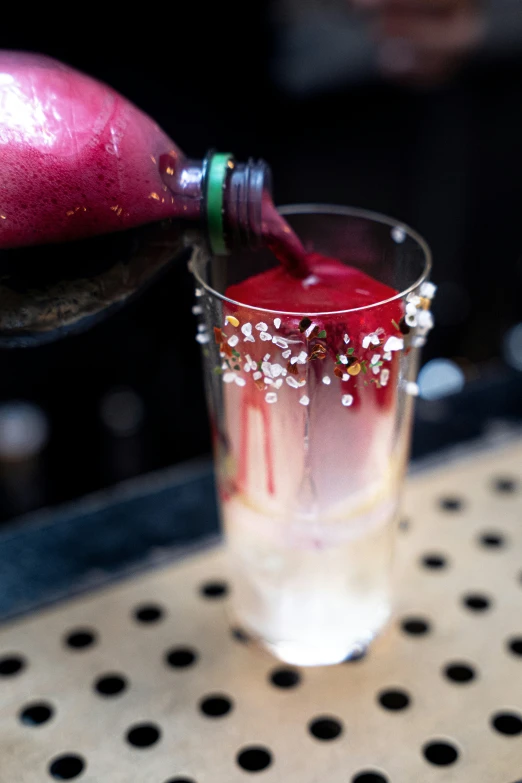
xmin=419 ymin=297 xmax=431 ymax=310
xmin=347 ymin=363 xmax=361 ymax=376
xmin=226 ymin=316 xmax=240 ymax=327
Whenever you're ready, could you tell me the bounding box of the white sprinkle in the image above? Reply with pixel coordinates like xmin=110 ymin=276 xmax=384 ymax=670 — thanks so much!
xmin=305 ymin=323 xmax=316 ymax=339
xmin=235 ymin=376 xmax=246 ymax=387
xmin=264 ymin=377 xmax=274 ymax=385
xmin=296 ymin=351 xmax=308 ymax=364
xmin=363 ymin=333 xmax=380 ymax=348
xmin=407 ymin=293 xmax=421 ymax=305
xmin=406 ymin=313 xmax=417 ymax=328
xmin=272 ymin=336 xmax=288 ymax=349
xmin=196 ymin=333 xmax=210 ymax=344
xmin=271 ymin=364 xmax=284 ymax=378
xmin=192 ymin=305 xmax=203 ymax=315
xmin=420 ymin=281 xmax=437 ymax=300
xmin=370 ymin=353 xmax=381 ymax=365
xmin=243 ymin=335 xmax=255 ymax=343
xmin=197 ymin=324 xmax=207 ymax=333
xmin=384 ymin=336 xmax=404 ymax=352
xmin=342 ymin=394 xmax=354 ymax=407
xmin=372 ymin=366 xmax=381 ymax=375
xmin=286 ymin=376 xmax=299 ymax=388
xmin=253 ymin=371 xmax=262 ymax=381
xmin=290 ymin=357 xmax=298 ymax=365
xmin=381 ymin=369 xmax=390 ymax=385
xmin=391 ymin=226 xmax=406 ymax=243
xmin=244 ymin=364 xmax=251 ymax=373
xmin=255 ymin=322 xmax=268 ymax=332
xmin=227 ymin=335 xmax=239 ymax=347
xmin=221 ymin=362 xmax=228 ymax=370
xmin=282 ymin=369 xmax=287 ymax=377
xmin=339 ymin=355 xmax=348 ymax=365
xmin=405 ymin=381 xmax=419 ymax=396
xmin=223 ymin=372 xmax=236 ymax=383
xmin=260 ymin=331 xmax=272 ymax=341
xmin=343 ymin=334 xmax=350 ymax=344
xmin=299 ymin=395 xmax=310 ymax=406
xmin=274 ymin=379 xmax=283 ymax=389
xmin=195 ymin=288 xmax=203 ymax=297
xmin=265 ymin=392 xmax=278 ymax=404
xmin=417 ymin=310 xmax=434 ymax=330
xmin=282 ymin=349 xmax=292 ymax=359
xmin=322 ymin=376 xmax=331 ymax=385
xmin=241 ymin=323 xmax=253 ymax=337
xmin=384 ymin=351 xmax=392 ymax=361
xmin=412 ymin=335 xmax=426 ymax=348
xmin=245 ymin=354 xmax=256 ymax=370
xmin=406 ymin=302 xmax=417 ymax=316
xmin=342 ymin=373 xmax=350 ymax=381
xmin=274 ymin=317 xmax=281 ymax=329
xmin=263 ymin=353 xmax=271 ymax=361
xmin=261 ymin=361 xmax=273 ymax=378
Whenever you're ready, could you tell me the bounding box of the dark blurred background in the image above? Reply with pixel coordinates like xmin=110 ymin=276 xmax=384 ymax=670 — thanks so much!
xmin=1 ymin=0 xmax=522 ymax=523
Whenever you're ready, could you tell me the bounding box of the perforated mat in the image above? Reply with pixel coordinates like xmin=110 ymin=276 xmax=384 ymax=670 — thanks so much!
xmin=1 ymin=440 xmax=522 ymax=783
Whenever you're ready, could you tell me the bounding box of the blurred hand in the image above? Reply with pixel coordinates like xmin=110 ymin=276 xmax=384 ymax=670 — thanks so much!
xmin=350 ymin=0 xmax=486 ymax=85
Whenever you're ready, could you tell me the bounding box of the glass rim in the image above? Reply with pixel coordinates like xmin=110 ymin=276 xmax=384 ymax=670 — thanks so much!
xmin=192 ymin=203 xmax=432 ymax=317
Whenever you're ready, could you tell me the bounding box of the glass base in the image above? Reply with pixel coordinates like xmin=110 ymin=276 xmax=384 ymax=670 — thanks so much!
xmin=231 ymin=608 xmax=390 ymax=667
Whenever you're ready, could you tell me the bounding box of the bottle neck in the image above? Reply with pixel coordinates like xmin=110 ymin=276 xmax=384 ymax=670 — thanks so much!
xmin=160 ymin=150 xmax=272 ymax=254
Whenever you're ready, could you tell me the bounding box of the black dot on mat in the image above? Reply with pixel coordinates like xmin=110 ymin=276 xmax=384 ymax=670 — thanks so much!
xmin=163 ymin=779 xmax=196 ymax=783
xmin=94 ymin=674 xmax=128 ymax=696
xmin=64 ymin=629 xmax=97 ymax=650
xmin=308 ymin=716 xmax=343 ymax=741
xmin=270 ymin=668 xmax=301 ymax=688
xmin=48 ymin=754 xmax=85 ymax=779
xmin=20 ymin=702 xmax=54 ymax=726
xmin=200 ymin=695 xmax=233 ymax=717
xmin=352 ymin=773 xmax=389 ymax=783
xmin=0 ymin=655 xmax=25 ymax=676
xmin=165 ymin=647 xmax=198 ymax=668
xmin=444 ymin=663 xmax=476 ymax=683
xmin=423 ymin=740 xmax=459 ymax=766
xmin=344 ymin=647 xmax=367 ymax=662
xmin=463 ymin=593 xmax=491 ymax=612
xmin=493 ymin=477 xmax=517 ymax=493
xmin=491 ymin=712 xmax=522 ymax=736
xmin=231 ymin=627 xmax=250 ymax=643
xmin=507 ymin=637 xmax=522 ymax=656
xmin=401 ymin=617 xmax=431 ymax=635
xmin=200 ymin=581 xmax=228 ymax=598
xmin=421 ymin=553 xmax=447 ymax=569
xmin=398 ymin=517 xmax=410 ymax=532
xmin=236 ymin=746 xmax=273 ymax=772
xmin=378 ymin=689 xmax=411 ymax=711
xmin=439 ymin=497 xmax=463 ymax=512
xmin=133 ymin=604 xmax=164 ymax=623
xmin=126 ymin=723 xmax=161 ymax=747
xmin=479 ymin=531 xmax=506 ymax=548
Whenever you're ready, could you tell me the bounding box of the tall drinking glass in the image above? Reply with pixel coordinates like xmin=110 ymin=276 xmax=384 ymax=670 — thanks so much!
xmin=190 ymin=206 xmax=432 ymax=666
